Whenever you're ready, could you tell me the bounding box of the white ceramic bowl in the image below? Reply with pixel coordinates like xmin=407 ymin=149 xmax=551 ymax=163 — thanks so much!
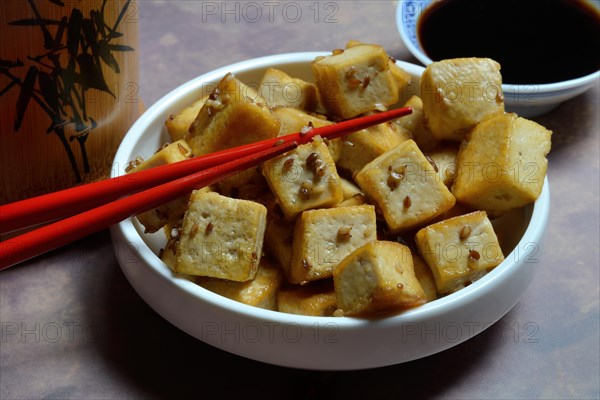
xmin=110 ymin=52 xmax=550 ymax=370
xmin=396 ymin=0 xmax=600 ymax=118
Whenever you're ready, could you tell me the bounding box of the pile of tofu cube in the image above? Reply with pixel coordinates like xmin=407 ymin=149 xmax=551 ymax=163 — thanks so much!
xmin=127 ymin=41 xmax=551 ymax=317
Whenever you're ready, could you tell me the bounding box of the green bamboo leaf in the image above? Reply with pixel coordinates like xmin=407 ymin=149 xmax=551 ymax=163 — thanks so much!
xmin=9 ymin=18 xmax=64 ymax=26
xmin=107 ymin=44 xmax=134 ymax=52
xmin=97 ymin=40 xmax=120 ymax=73
xmin=67 ymin=8 xmax=83 ymax=56
xmin=14 ymin=66 xmax=38 ymax=131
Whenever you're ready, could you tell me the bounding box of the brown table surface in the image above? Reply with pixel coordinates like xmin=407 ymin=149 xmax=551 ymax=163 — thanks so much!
xmin=1 ymin=2 xmax=599 ymax=399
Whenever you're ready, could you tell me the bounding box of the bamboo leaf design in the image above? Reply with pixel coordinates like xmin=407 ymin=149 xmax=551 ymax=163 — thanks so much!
xmin=14 ymin=66 xmax=39 ymax=131
xmin=112 ymin=0 xmax=132 ymax=32
xmin=66 ymin=8 xmax=83 ymax=56
xmin=81 ymin=18 xmax=97 ymax=49
xmin=91 ymin=10 xmax=106 ymax=38
xmin=60 ymin=58 xmax=75 ymax=102
xmin=9 ymin=18 xmax=64 ymax=26
xmin=53 ymin=16 xmax=68 ymax=45
xmin=2 ymin=0 xmax=134 ymax=183
xmin=37 ymin=71 xmax=60 ymax=120
xmin=107 ymin=30 xmax=124 ymax=39
xmin=28 ymin=0 xmax=55 ymax=50
xmin=76 ymin=53 xmax=112 ymax=95
xmin=0 ymin=59 xmax=25 ymax=69
xmin=107 ymin=44 xmax=134 ymax=52
xmin=97 ymin=40 xmax=120 ymax=73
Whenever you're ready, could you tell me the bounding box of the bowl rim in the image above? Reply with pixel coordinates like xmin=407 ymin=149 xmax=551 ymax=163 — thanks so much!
xmin=395 ymin=0 xmax=600 ymax=93
xmin=112 ymin=51 xmax=550 ymax=330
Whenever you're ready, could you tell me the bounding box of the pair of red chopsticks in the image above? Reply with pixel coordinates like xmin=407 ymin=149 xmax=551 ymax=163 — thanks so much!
xmin=0 ymin=107 xmax=412 ymax=270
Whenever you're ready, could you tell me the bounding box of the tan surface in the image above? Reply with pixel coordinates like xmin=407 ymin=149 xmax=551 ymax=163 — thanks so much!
xmin=1 ymin=1 xmax=598 ymax=399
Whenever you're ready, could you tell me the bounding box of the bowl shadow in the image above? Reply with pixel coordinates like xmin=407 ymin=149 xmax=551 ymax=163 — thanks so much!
xmin=85 ymin=260 xmax=513 ymax=399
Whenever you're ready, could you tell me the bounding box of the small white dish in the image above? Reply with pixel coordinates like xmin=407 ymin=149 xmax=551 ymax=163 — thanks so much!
xmin=110 ymin=52 xmax=550 ymax=370
xmin=396 ymin=0 xmax=600 ymax=117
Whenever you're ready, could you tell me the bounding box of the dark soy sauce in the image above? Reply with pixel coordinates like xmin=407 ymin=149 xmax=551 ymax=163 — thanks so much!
xmin=418 ymin=0 xmax=600 ymax=84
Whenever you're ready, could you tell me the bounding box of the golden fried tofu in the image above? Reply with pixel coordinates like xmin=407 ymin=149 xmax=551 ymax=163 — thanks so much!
xmin=393 ymin=95 xmax=438 ymax=152
xmin=264 ymin=208 xmax=295 ymax=279
xmin=186 ymin=73 xmax=280 ymax=155
xmin=259 ymin=68 xmax=318 ymax=111
xmin=271 ymin=107 xmax=341 ymax=162
xmin=197 ymin=258 xmax=282 ymax=310
xmin=175 ymin=191 xmax=267 ymax=282
xmin=277 ymin=281 xmax=337 ymax=316
xmin=289 ymin=205 xmax=377 ymax=284
xmin=165 ymin=95 xmax=208 ymax=142
xmin=355 ymin=139 xmax=456 ymax=233
xmin=335 ymin=177 xmax=367 ymax=207
xmin=128 ymin=140 xmax=193 ymax=233
xmin=262 ymin=138 xmax=343 ymax=220
xmin=421 ymin=58 xmax=505 ymax=141
xmin=345 ymin=39 xmax=412 ymax=99
xmin=312 ymin=44 xmax=399 ymax=119
xmin=415 ymin=211 xmax=505 ymax=294
xmin=412 ymin=254 xmax=437 ymax=302
xmin=333 ymin=240 xmax=427 ymax=317
xmin=426 ymin=145 xmax=459 ymax=188
xmin=336 ymin=121 xmax=408 ymax=177
xmin=452 ymin=113 xmax=551 ymax=215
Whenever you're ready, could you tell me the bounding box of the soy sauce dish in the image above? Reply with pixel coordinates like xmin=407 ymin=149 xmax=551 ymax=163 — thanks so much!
xmin=111 ymin=52 xmax=550 ymax=370
xmin=397 ymin=0 xmax=600 ymax=117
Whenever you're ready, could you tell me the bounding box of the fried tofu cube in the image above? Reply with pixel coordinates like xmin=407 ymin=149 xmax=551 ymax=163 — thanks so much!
xmin=259 ymin=68 xmax=318 ymax=111
xmin=277 ymin=282 xmax=337 ymax=316
xmin=426 ymin=145 xmax=459 ymax=188
xmin=333 ymin=240 xmax=427 ymax=316
xmin=451 ymin=113 xmax=551 ymax=215
xmin=415 ymin=211 xmax=505 ymax=294
xmin=159 ymin=237 xmax=179 ymax=271
xmin=262 ymin=138 xmax=343 ymax=220
xmin=336 ymin=178 xmax=367 ymax=207
xmin=264 ymin=209 xmax=295 ymax=279
xmin=272 ymin=107 xmax=341 ymax=162
xmin=165 ymin=96 xmax=208 ymax=142
xmin=289 ymin=205 xmax=377 ymax=284
xmin=412 ymin=254 xmax=437 ymax=302
xmin=175 ymin=191 xmax=267 ymax=282
xmin=355 ymin=139 xmax=456 ymax=233
xmin=340 ymin=177 xmax=362 ymax=200
xmin=393 ymin=96 xmax=438 ymax=152
xmin=336 ymin=121 xmax=408 ymax=177
xmin=186 ymin=73 xmax=280 ymax=155
xmin=129 ymin=140 xmax=193 ymax=233
xmin=345 ymin=39 xmax=412 ymax=100
xmin=312 ymin=44 xmax=399 ymax=119
xmin=421 ymin=58 xmax=505 ymax=141
xmin=197 ymin=259 xmax=282 ymax=310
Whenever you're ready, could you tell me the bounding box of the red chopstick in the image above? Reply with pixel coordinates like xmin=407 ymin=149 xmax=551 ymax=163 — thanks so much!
xmin=0 ymin=141 xmax=299 ymax=270
xmin=0 ymin=107 xmax=412 ymax=234
xmin=0 ymin=106 xmax=413 ymax=269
